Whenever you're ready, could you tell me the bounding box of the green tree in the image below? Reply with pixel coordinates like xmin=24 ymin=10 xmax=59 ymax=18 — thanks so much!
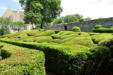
xmin=0 ymin=17 xmax=11 ymax=35
xmin=0 ymin=17 xmax=11 ymax=27
xmin=19 ymin=0 xmax=62 ymax=28
xmin=11 ymin=21 xmax=26 ymax=32
xmin=53 ymin=14 xmax=87 ymax=25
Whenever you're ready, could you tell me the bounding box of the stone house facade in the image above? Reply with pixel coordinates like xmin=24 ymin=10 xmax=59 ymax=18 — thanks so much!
xmin=2 ymin=7 xmax=35 ymax=33
xmin=2 ymin=7 xmax=24 ymax=22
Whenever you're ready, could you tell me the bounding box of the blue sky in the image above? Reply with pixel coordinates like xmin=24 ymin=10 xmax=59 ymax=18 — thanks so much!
xmin=0 ymin=0 xmax=113 ymax=19
xmin=0 ymin=0 xmax=21 ymax=16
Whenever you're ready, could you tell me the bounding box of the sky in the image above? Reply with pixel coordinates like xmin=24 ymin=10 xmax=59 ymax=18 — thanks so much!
xmin=0 ymin=0 xmax=113 ymax=19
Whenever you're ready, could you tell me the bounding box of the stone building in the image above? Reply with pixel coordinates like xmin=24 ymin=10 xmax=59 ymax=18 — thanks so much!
xmin=2 ymin=7 xmax=35 ymax=33
xmin=2 ymin=7 xmax=24 ymax=22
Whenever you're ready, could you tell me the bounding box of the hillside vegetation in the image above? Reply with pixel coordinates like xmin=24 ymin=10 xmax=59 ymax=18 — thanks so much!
xmin=0 ymin=29 xmax=113 ymax=75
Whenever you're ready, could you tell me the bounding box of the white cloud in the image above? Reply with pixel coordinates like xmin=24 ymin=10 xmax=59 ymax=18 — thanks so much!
xmin=61 ymin=0 xmax=113 ymax=19
xmin=0 ymin=6 xmax=7 ymax=10
xmin=18 ymin=6 xmax=24 ymax=11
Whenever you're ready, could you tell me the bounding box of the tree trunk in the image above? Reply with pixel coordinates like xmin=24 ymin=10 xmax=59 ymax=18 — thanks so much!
xmin=40 ymin=19 xmax=44 ymax=29
xmin=40 ymin=23 xmax=43 ymax=29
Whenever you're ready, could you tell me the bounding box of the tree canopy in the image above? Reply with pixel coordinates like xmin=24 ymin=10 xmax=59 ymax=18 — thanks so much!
xmin=19 ymin=0 xmax=62 ymax=28
xmin=0 ymin=17 xmax=11 ymax=26
xmin=53 ymin=14 xmax=92 ymax=25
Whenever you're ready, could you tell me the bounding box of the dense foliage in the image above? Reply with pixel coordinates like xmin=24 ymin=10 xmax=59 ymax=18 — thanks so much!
xmin=19 ymin=0 xmax=62 ymax=28
xmin=53 ymin=14 xmax=91 ymax=25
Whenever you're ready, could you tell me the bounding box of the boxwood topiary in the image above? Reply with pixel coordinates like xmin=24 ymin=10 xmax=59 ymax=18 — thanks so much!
xmin=72 ymin=26 xmax=81 ymax=32
xmin=94 ymin=25 xmax=102 ymax=29
xmin=34 ymin=36 xmax=53 ymax=43
xmin=51 ymin=34 xmax=61 ymax=39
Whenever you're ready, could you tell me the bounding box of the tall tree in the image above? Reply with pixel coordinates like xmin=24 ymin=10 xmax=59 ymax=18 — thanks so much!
xmin=19 ymin=0 xmax=62 ymax=28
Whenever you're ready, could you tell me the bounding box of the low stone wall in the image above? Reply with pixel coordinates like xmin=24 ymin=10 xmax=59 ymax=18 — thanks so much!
xmin=44 ymin=17 xmax=113 ymax=32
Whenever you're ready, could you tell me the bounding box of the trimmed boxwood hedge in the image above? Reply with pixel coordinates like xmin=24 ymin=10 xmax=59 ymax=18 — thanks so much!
xmin=91 ymin=33 xmax=113 ymax=44
xmin=93 ymin=28 xmax=113 ymax=33
xmin=0 ymin=39 xmax=90 ymax=75
xmin=98 ymin=38 xmax=113 ymax=75
xmin=0 ymin=42 xmax=45 ymax=75
xmin=72 ymin=26 xmax=81 ymax=32
xmin=0 ymin=39 xmax=112 ymax=75
xmin=83 ymin=46 xmax=112 ymax=75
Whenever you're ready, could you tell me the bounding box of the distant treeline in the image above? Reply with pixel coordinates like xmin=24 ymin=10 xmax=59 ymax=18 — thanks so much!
xmin=52 ymin=14 xmax=91 ymax=25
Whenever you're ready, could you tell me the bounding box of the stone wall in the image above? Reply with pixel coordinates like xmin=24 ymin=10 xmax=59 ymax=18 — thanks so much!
xmin=44 ymin=17 xmax=113 ymax=32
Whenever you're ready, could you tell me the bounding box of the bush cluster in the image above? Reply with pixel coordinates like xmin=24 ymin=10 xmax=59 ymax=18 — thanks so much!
xmin=72 ymin=26 xmax=81 ymax=32
xmin=94 ymin=25 xmax=102 ymax=29
xmin=91 ymin=33 xmax=113 ymax=44
xmin=93 ymin=25 xmax=113 ymax=33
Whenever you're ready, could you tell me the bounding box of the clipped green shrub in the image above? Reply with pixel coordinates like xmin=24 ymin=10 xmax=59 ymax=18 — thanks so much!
xmin=92 ymin=25 xmax=112 ymax=33
xmin=35 ymin=30 xmax=55 ymax=37
xmin=0 ymin=42 xmax=45 ymax=75
xmin=94 ymin=25 xmax=102 ymax=29
xmin=93 ymin=25 xmax=113 ymax=33
xmin=93 ymin=28 xmax=113 ymax=33
xmin=91 ymin=33 xmax=113 ymax=44
xmin=58 ymin=31 xmax=75 ymax=35
xmin=98 ymin=38 xmax=113 ymax=75
xmin=63 ymin=36 xmax=94 ymax=47
xmin=21 ymin=36 xmax=35 ymax=42
xmin=83 ymin=46 xmax=112 ymax=75
xmin=52 ymin=39 xmax=62 ymax=44
xmin=89 ymin=33 xmax=99 ymax=36
xmin=34 ymin=36 xmax=53 ymax=43
xmin=3 ymin=32 xmax=28 ymax=39
xmin=51 ymin=34 xmax=61 ymax=39
xmin=72 ymin=26 xmax=81 ymax=32
xmin=39 ymin=29 xmax=45 ymax=32
xmin=25 ymin=30 xmax=40 ymax=36
xmin=20 ymin=36 xmax=53 ymax=43
xmin=57 ymin=31 xmax=79 ymax=39
xmin=99 ymin=38 xmax=113 ymax=47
